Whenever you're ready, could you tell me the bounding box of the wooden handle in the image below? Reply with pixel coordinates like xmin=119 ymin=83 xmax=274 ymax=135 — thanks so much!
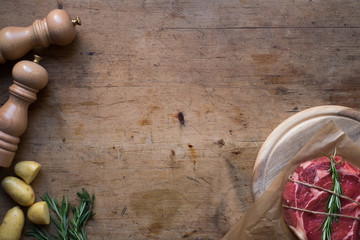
xmin=0 ymin=9 xmax=81 ymax=63
xmin=0 ymin=56 xmax=48 ymax=167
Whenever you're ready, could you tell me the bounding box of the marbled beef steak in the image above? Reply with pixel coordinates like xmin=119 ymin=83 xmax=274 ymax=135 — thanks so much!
xmin=282 ymin=156 xmax=360 ymax=240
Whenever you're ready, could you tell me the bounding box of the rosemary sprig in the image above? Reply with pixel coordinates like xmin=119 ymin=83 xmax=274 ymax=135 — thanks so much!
xmin=25 ymin=188 xmax=95 ymax=240
xmin=69 ymin=189 xmax=96 ymax=240
xmin=321 ymin=148 xmax=343 ymax=240
xmin=26 ymin=224 xmax=52 ymax=240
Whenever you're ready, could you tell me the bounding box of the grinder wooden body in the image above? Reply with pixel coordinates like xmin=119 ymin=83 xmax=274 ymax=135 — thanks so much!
xmin=0 ymin=9 xmax=80 ymax=63
xmin=0 ymin=56 xmax=48 ymax=167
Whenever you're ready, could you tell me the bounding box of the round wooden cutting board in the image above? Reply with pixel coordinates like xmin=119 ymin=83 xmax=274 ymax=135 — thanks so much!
xmin=252 ymin=105 xmax=360 ymax=200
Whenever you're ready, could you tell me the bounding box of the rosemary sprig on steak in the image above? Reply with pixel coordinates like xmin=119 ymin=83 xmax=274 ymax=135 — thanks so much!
xmin=321 ymin=148 xmax=343 ymax=240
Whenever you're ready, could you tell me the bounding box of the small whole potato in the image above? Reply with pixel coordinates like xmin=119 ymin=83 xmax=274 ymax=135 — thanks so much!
xmin=14 ymin=161 xmax=41 ymax=184
xmin=0 ymin=206 xmax=25 ymax=240
xmin=27 ymin=201 xmax=50 ymax=225
xmin=1 ymin=176 xmax=35 ymax=206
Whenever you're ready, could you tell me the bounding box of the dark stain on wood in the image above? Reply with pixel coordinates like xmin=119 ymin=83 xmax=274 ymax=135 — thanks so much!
xmin=287 ymin=107 xmax=299 ymax=112
xmin=262 ymin=65 xmax=306 ymax=85
xmin=147 ymin=106 xmax=160 ymax=114
xmin=169 ymin=12 xmax=186 ymax=20
xmin=75 ymin=123 xmax=83 ymax=135
xmin=231 ymin=151 xmax=242 ymax=155
xmin=79 ymin=101 xmax=98 ymax=106
xmin=217 ymin=139 xmax=225 ymax=147
xmin=187 ymin=144 xmax=197 ymax=169
xmin=251 ymin=54 xmax=279 ymax=65
xmin=170 ymin=149 xmax=178 ymax=168
xmin=138 ymin=106 xmax=160 ymax=126
xmin=275 ymin=86 xmax=290 ymax=95
xmin=148 ymin=222 xmax=163 ymax=235
xmin=230 ymin=111 xmax=247 ymax=127
xmin=264 ymin=75 xmax=289 ymax=84
xmin=213 ymin=199 xmax=230 ymax=235
xmin=138 ymin=119 xmax=152 ymax=126
xmin=225 ymin=158 xmax=241 ymax=185
xmin=121 ymin=206 xmax=128 ymax=216
xmin=178 ymin=112 xmax=185 ymax=125
xmin=182 ymin=229 xmax=197 ymax=238
xmin=130 ymin=189 xmax=182 ymax=236
xmin=145 ymin=31 xmax=152 ymax=38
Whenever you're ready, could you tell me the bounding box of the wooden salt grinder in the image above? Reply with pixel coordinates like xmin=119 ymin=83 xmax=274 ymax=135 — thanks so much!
xmin=0 ymin=9 xmax=81 ymax=63
xmin=0 ymin=55 xmax=48 ymax=167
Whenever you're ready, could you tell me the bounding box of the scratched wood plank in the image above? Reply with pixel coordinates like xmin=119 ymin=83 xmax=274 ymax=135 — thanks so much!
xmin=0 ymin=0 xmax=360 ymax=239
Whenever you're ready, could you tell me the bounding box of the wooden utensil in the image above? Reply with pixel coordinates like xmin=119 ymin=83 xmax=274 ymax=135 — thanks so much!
xmin=0 ymin=9 xmax=81 ymax=64
xmin=0 ymin=55 xmax=48 ymax=167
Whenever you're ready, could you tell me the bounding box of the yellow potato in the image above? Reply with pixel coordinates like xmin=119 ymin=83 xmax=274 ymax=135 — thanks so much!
xmin=0 ymin=206 xmax=24 ymax=240
xmin=27 ymin=201 xmax=50 ymax=225
xmin=1 ymin=176 xmax=35 ymax=206
xmin=14 ymin=161 xmax=41 ymax=184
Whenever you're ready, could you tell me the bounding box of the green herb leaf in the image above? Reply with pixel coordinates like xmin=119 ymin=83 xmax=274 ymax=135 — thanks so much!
xmin=26 ymin=188 xmax=95 ymax=240
xmin=321 ymin=147 xmax=343 ymax=240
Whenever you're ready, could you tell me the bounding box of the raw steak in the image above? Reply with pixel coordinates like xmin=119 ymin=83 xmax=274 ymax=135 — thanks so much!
xmin=282 ymin=156 xmax=360 ymax=240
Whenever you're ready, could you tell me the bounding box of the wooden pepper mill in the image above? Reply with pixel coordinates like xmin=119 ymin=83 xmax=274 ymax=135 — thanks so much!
xmin=0 ymin=55 xmax=48 ymax=167
xmin=0 ymin=9 xmax=81 ymax=63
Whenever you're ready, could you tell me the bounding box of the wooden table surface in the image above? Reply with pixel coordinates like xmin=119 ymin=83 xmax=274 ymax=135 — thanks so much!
xmin=1 ymin=0 xmax=360 ymax=239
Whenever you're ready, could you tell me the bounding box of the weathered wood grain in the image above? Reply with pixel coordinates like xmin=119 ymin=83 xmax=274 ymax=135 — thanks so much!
xmin=1 ymin=0 xmax=360 ymax=239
